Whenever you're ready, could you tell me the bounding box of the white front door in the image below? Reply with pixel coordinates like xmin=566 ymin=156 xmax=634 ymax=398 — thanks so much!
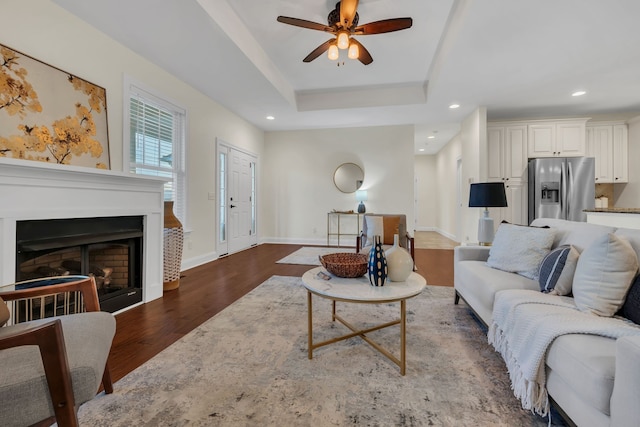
xmin=227 ymin=148 xmax=257 ymax=253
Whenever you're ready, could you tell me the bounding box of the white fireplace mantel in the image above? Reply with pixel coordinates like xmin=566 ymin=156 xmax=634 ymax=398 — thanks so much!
xmin=0 ymin=157 xmax=167 ymax=306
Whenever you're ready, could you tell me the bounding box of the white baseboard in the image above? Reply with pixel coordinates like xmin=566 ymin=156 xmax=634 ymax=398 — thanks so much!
xmin=414 ymin=226 xmax=437 ymax=232
xmin=181 ymin=251 xmax=218 ymax=271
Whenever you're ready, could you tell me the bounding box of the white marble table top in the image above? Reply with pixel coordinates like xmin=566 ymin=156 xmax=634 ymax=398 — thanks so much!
xmin=302 ymin=267 xmax=426 ymax=302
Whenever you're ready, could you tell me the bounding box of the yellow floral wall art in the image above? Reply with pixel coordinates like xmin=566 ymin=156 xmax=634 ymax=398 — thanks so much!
xmin=0 ymin=44 xmax=109 ymax=169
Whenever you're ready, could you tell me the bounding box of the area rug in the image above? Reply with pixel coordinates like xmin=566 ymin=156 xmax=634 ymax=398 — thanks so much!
xmin=276 ymin=246 xmax=354 ymax=265
xmin=78 ymin=276 xmax=563 ymax=426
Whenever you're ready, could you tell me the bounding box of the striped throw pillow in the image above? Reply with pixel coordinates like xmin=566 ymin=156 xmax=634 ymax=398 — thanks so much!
xmin=538 ymin=245 xmax=580 ymax=295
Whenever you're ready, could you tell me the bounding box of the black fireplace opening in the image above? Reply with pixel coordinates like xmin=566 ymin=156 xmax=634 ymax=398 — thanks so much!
xmin=16 ymin=216 xmax=144 ymax=313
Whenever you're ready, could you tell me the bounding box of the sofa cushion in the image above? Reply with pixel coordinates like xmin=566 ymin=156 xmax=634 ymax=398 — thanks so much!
xmin=455 ymin=260 xmax=538 ymax=324
xmin=546 ymin=334 xmax=617 ymax=415
xmin=487 ymin=223 xmax=555 ymax=280
xmin=530 ymin=218 xmax=616 ymax=253
xmin=573 ymin=233 xmax=639 ymax=317
xmin=538 ymin=245 xmax=580 ymax=295
xmin=620 ymin=274 xmax=640 ymax=325
xmin=614 ymin=228 xmax=640 ymax=262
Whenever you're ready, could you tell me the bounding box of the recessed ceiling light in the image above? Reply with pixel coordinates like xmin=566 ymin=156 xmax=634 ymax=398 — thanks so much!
xmin=266 ymin=115 xmax=275 ymax=120
xmin=419 ymin=148 xmax=425 ymax=152
xmin=572 ymin=91 xmax=586 ymax=97
xmin=427 ymin=136 xmax=435 ymax=139
xmin=449 ymin=104 xmax=460 ymax=109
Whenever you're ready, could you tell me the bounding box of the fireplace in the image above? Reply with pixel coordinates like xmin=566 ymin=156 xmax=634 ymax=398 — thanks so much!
xmin=16 ymin=216 xmax=144 ymax=313
xmin=0 ymin=157 xmax=166 ymax=309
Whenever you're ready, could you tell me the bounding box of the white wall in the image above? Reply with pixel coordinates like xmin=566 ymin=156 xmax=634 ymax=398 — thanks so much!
xmin=460 ymin=108 xmax=488 ymax=244
xmin=414 ymin=155 xmax=438 ymax=230
xmin=1 ymin=0 xmax=265 ymax=269
xmin=263 ymin=125 xmax=415 ymax=245
xmin=615 ymin=115 xmax=640 ymax=207
xmin=435 ymin=134 xmax=462 ymax=240
xmin=430 ymin=108 xmax=486 ymax=244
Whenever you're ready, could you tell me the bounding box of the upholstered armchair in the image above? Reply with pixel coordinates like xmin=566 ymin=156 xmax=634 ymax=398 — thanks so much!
xmin=0 ymin=276 xmax=116 ymax=427
xmin=356 ymin=213 xmax=415 ymax=262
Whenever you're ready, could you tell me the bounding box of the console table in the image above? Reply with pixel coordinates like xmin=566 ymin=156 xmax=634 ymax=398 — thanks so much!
xmin=327 ymin=212 xmax=361 ymax=247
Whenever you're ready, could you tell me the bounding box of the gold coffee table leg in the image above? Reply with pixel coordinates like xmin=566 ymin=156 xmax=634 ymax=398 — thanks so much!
xmin=307 ymin=291 xmax=313 ymax=360
xmin=401 ymin=299 xmax=406 ymax=375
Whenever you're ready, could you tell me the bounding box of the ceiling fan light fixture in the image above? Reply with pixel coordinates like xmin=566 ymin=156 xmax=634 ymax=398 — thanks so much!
xmin=348 ymin=42 xmax=359 ymax=59
xmin=328 ymin=44 xmax=339 ymax=60
xmin=337 ymin=31 xmax=350 ymax=50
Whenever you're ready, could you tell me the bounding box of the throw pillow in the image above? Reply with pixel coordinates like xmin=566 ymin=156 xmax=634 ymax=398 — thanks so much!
xmin=620 ymin=274 xmax=640 ymax=325
xmin=0 ymin=296 xmax=9 ymax=326
xmin=573 ymin=233 xmax=639 ymax=317
xmin=538 ymin=245 xmax=580 ymax=295
xmin=487 ymin=223 xmax=556 ymax=280
xmin=365 ymin=215 xmax=401 ymax=246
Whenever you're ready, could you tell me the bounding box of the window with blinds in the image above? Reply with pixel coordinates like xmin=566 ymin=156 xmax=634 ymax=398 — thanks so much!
xmin=128 ymin=86 xmax=186 ymax=223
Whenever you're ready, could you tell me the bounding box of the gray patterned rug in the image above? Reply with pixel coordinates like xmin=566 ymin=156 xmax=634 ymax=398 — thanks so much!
xmin=78 ymin=276 xmax=563 ymax=426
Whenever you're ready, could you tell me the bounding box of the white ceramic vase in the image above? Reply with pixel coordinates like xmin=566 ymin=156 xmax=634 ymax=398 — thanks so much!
xmin=385 ymin=234 xmax=413 ymax=282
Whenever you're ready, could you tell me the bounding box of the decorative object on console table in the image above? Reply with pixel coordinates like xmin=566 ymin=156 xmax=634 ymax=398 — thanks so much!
xmin=356 ymin=190 xmax=368 ymax=213
xmin=385 ymin=234 xmax=413 ymax=282
xmin=368 ymin=235 xmax=388 ymax=286
xmin=163 ymin=201 xmax=183 ymax=291
xmin=468 ymin=182 xmax=508 ymax=246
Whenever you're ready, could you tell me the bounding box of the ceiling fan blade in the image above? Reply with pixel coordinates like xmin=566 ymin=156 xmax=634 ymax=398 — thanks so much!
xmin=339 ymin=0 xmax=359 ymax=29
xmin=277 ymin=16 xmax=334 ymax=33
xmin=353 ymin=18 xmax=413 ymax=35
xmin=350 ymin=38 xmax=373 ymax=65
xmin=303 ymin=39 xmax=335 ymax=63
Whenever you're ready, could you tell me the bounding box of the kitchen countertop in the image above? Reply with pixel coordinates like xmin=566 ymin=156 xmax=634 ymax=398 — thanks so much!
xmin=584 ymin=208 xmax=640 ymax=214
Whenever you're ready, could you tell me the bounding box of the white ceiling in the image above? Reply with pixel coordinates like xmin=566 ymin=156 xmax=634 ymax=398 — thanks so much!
xmin=51 ymin=0 xmax=640 ymax=154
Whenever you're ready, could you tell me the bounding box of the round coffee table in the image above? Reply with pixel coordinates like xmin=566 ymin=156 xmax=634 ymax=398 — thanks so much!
xmin=301 ymin=266 xmax=426 ymax=375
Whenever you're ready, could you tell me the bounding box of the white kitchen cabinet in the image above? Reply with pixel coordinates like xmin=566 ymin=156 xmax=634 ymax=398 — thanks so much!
xmin=586 ymin=125 xmax=614 ymax=183
xmin=613 ymin=124 xmax=628 ymax=182
xmin=487 ymin=124 xmax=527 ymax=184
xmin=585 ymin=122 xmax=628 ymax=183
xmin=527 ymin=119 xmax=588 ymax=158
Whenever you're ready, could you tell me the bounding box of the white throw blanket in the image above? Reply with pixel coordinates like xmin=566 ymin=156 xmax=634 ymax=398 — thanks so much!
xmin=488 ymin=289 xmax=640 ymax=416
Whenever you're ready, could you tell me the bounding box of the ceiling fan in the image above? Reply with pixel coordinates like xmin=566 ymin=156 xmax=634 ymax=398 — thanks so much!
xmin=276 ymin=0 xmax=412 ymax=65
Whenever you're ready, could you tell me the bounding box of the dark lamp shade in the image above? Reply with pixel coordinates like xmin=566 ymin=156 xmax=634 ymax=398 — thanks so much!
xmin=469 ymin=182 xmax=508 ymax=208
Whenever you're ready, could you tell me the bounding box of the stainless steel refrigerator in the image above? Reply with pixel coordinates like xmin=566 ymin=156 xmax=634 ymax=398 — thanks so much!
xmin=528 ymin=157 xmax=595 ymax=223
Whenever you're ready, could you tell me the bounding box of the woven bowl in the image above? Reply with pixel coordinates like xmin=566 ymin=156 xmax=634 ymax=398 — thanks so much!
xmin=319 ymin=253 xmax=368 ymax=278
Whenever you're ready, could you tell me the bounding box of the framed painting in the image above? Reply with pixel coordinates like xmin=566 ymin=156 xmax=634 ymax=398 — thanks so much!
xmin=0 ymin=43 xmax=110 ymax=169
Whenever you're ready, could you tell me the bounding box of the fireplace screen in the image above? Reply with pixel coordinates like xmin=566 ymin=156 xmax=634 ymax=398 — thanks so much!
xmin=16 ymin=216 xmax=143 ymax=313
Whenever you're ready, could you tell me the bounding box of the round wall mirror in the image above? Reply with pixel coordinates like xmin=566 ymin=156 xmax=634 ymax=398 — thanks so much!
xmin=333 ymin=163 xmax=364 ymax=193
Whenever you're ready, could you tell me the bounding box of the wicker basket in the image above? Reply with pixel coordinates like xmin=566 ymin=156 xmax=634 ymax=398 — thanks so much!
xmin=319 ymin=253 xmax=368 ymax=278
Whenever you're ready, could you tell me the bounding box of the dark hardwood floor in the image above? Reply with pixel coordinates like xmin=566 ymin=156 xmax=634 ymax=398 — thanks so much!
xmin=107 ymin=244 xmax=454 ymax=383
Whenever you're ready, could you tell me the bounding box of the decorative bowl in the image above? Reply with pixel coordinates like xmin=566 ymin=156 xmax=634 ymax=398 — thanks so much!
xmin=319 ymin=253 xmax=368 ymax=278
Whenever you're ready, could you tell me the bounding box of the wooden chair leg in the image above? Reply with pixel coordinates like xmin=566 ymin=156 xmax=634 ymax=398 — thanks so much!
xmin=102 ymin=361 xmax=114 ymax=394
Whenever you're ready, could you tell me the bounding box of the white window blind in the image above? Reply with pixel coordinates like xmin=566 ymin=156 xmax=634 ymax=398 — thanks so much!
xmin=128 ymin=87 xmax=186 ymax=223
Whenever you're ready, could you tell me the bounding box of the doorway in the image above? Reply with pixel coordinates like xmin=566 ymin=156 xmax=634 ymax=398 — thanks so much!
xmin=216 ymin=141 xmax=258 ymax=256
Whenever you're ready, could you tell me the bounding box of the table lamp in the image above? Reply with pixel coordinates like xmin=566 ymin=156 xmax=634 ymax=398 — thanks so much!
xmin=356 ymin=190 xmax=368 ymax=213
xmin=468 ymin=182 xmax=507 ymax=245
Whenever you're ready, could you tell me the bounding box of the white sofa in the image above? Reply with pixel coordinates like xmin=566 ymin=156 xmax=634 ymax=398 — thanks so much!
xmin=454 ymin=218 xmax=640 ymax=427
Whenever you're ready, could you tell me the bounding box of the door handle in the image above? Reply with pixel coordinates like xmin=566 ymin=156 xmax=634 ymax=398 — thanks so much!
xmin=230 ymin=204 xmax=236 ymax=208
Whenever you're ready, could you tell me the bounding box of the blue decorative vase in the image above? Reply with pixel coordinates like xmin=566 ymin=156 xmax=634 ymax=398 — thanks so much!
xmin=368 ymin=235 xmax=388 ymax=286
